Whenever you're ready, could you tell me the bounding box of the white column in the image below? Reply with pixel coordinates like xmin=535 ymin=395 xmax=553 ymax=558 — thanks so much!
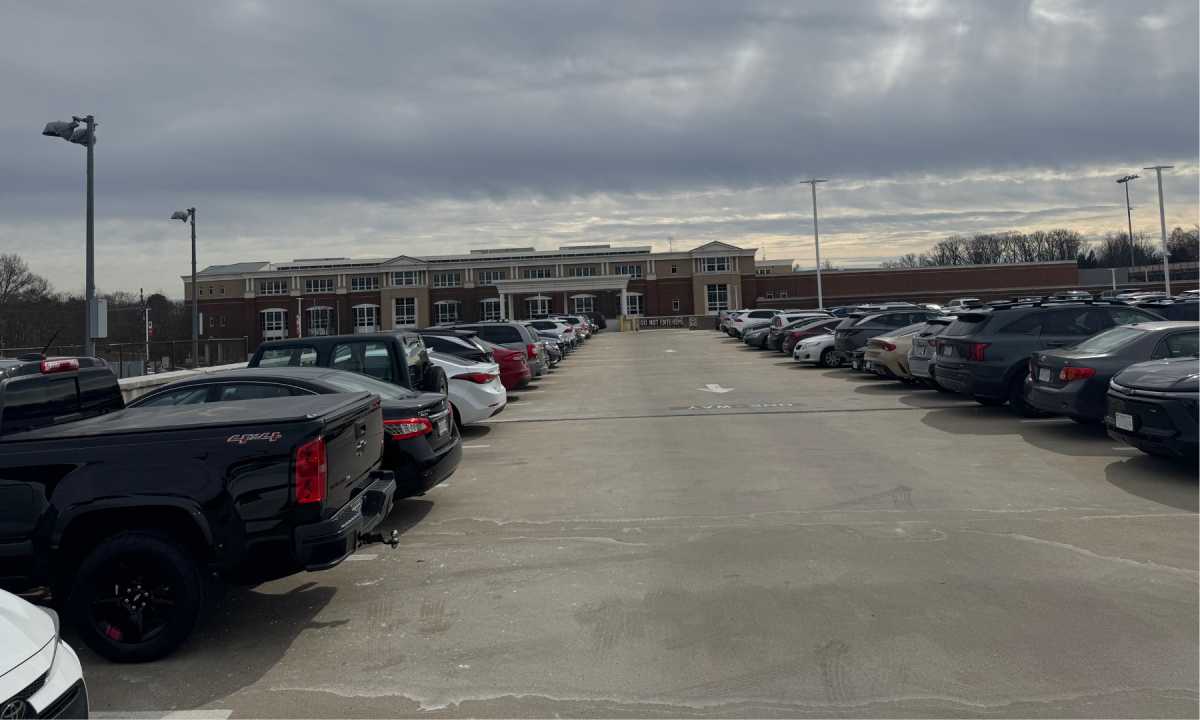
xmin=499 ymin=293 xmax=507 ymax=320
xmin=620 ymin=289 xmax=628 ymax=316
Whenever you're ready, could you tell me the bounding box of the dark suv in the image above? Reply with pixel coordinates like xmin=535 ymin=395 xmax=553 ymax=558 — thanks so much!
xmin=833 ymin=307 xmax=942 ymax=363
xmin=934 ymin=300 xmax=1165 ymax=414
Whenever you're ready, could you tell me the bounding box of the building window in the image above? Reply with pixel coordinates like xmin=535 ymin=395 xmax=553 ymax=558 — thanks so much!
xmin=570 ymin=295 xmax=595 ymax=314
xmin=671 ymin=264 xmax=677 ymax=274
xmin=353 ymin=305 xmax=380 ymax=332
xmin=705 ymin=284 xmax=729 ymax=314
xmin=209 ymin=315 xmax=215 ymax=327
xmin=220 ymin=286 xmax=225 ymax=295
xmin=568 ymin=267 xmax=596 ymax=277
xmin=526 ymin=297 xmax=552 ymax=318
xmin=208 ymin=286 xmax=214 ymax=295
xmin=480 ymin=298 xmax=501 ymax=321
xmin=220 ymin=315 xmax=226 ymax=327
xmin=625 ymin=292 xmax=644 ymax=315
xmin=756 ymin=268 xmax=771 ymax=275
xmin=766 ymin=291 xmax=774 ymax=299
xmin=614 ymin=265 xmax=643 ymax=278
xmin=478 ymin=271 xmax=506 ymax=285
xmin=434 ymin=300 xmax=461 ymax=324
xmin=391 ymin=271 xmax=425 ymax=286
xmin=351 ymin=276 xmax=379 ymax=291
xmin=672 ymin=299 xmax=680 ymax=311
xmin=260 ymin=280 xmax=287 ymax=295
xmin=523 ymin=269 xmax=552 ymax=279
xmin=261 ymin=309 xmax=287 ymax=339
xmin=701 ymin=257 xmax=730 ymax=272
xmin=780 ymin=291 xmax=787 ymax=298
xmin=305 ymin=278 xmax=334 ymax=293
xmin=432 ymin=272 xmax=461 ymax=287
xmin=394 ymin=297 xmax=416 ymax=328
xmin=306 ymin=306 xmax=334 ymax=336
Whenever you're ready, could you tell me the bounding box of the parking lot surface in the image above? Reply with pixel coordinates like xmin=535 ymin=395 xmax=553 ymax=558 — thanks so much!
xmin=75 ymin=329 xmax=1197 ymax=718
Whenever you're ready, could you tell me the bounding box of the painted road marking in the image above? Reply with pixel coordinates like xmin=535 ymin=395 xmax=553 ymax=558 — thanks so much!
xmin=94 ymin=712 xmax=233 ymax=719
xmin=462 ymin=445 xmax=491 ymax=448
xmin=700 ymin=384 xmax=734 ymax=393
xmin=670 ymin=403 xmax=803 ymax=411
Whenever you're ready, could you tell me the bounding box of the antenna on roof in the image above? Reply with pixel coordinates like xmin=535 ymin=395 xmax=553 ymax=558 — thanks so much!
xmin=668 ymin=236 xmax=674 ymax=252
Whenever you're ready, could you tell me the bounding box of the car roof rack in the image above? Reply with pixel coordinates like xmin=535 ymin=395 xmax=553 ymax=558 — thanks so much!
xmin=984 ymin=297 xmax=1134 ymax=310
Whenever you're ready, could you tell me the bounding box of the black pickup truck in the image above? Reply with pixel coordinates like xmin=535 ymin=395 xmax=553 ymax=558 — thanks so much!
xmin=0 ymin=355 xmax=396 ymax=663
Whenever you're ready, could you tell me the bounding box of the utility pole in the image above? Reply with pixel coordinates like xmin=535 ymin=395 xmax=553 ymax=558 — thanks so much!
xmin=141 ymin=288 xmax=148 ymax=371
xmin=799 ymin=179 xmax=827 ymax=309
xmin=1116 ymin=175 xmax=1138 ymax=270
xmin=171 ymin=208 xmax=198 ymax=366
xmin=1143 ymin=166 xmax=1174 ymax=295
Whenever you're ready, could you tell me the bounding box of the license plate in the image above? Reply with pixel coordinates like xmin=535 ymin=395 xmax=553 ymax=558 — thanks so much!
xmin=941 ymin=345 xmax=953 ymax=356
xmin=436 ymin=418 xmax=449 ymax=436
xmin=852 ymin=359 xmax=860 ymax=369
xmin=1115 ymin=413 xmax=1134 ymax=431
xmin=1038 ymin=368 xmax=1050 ymax=383
xmin=864 ymin=361 xmax=873 ymax=370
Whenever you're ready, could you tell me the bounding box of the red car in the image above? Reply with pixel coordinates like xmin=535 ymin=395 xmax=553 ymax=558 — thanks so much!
xmin=486 ymin=342 xmax=532 ymax=390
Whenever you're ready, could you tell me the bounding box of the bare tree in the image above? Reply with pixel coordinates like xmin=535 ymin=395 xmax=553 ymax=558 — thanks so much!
xmin=1167 ymin=226 xmax=1199 ymax=263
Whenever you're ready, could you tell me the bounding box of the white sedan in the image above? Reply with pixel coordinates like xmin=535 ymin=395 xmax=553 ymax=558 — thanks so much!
xmin=1 ymin=589 xmax=88 ymax=718
xmin=793 ymin=333 xmax=842 ymax=367
xmin=428 ymin=352 xmax=507 ymax=426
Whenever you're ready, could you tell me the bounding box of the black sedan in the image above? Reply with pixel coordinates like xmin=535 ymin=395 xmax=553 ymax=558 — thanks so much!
xmin=1025 ymin=322 xmax=1198 ymax=424
xmin=128 ymin=367 xmax=461 ymax=498
xmin=1106 ymin=357 xmax=1200 ymax=458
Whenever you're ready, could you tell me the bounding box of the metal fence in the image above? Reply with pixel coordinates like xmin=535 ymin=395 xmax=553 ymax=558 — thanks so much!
xmin=0 ymin=337 xmax=250 ymax=378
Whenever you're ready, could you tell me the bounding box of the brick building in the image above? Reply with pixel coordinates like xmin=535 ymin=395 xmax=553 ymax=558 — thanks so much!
xmin=184 ymin=242 xmax=1081 ymax=349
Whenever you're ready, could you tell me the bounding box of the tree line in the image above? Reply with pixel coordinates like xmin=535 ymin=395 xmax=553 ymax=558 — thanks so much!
xmin=0 ymin=253 xmax=193 ymax=354
xmin=879 ymin=227 xmax=1199 ymax=269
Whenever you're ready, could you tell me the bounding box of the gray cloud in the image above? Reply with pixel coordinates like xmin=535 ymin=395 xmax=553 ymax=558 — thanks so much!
xmin=1 ymin=0 xmax=1195 ymax=293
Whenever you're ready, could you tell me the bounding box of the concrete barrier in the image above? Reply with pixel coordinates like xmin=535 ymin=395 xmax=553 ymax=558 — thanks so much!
xmin=118 ymin=362 xmax=249 ymax=402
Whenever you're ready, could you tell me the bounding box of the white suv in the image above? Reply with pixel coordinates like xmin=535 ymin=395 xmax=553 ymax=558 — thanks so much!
xmin=729 ymin=309 xmax=781 ymax=338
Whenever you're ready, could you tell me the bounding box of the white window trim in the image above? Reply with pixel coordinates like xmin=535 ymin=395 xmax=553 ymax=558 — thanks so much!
xmin=393 ymin=297 xmax=418 ymax=328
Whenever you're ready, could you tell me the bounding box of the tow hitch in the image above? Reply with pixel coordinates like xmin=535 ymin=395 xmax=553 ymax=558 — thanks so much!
xmin=360 ymin=530 xmax=399 ymax=549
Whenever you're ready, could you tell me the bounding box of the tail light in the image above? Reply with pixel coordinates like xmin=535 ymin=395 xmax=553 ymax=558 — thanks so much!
xmin=41 ymin=359 xmax=79 ymax=374
xmin=790 ymin=332 xmax=802 ymax=339
xmin=452 ymin=372 xmax=499 ymax=384
xmin=294 ymin=438 xmax=327 ymax=504
xmin=964 ymin=343 xmax=989 ymax=361
xmin=1059 ymin=367 xmax=1097 ymax=382
xmin=526 ymin=344 xmax=538 ymax=360
xmin=563 ymin=327 xmax=572 ymax=332
xmin=734 ymin=318 xmax=743 ymax=322
xmin=1029 ymin=359 xmax=1033 ymax=373
xmin=881 ymin=343 xmax=897 ymax=351
xmin=383 ymin=417 xmax=433 ymax=440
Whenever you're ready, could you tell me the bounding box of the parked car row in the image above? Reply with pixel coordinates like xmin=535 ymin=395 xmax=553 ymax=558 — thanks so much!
xmin=722 ymin=294 xmax=1199 ymax=459
xmin=0 ymin=318 xmax=601 ymax=683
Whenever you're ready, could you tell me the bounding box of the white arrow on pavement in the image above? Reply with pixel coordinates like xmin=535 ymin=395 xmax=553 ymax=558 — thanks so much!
xmin=700 ymin=384 xmax=733 ymax=393
xmin=664 ymin=349 xmax=676 ymax=353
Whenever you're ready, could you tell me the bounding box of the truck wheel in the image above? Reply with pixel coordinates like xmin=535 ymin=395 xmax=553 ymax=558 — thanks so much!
xmin=69 ymin=530 xmax=208 ymax=663
xmin=424 ymin=366 xmax=448 ymax=395
xmin=819 ymin=348 xmax=843 ymax=368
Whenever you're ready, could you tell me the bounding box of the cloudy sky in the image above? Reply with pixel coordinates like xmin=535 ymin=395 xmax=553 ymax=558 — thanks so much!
xmin=1 ymin=0 xmax=1196 ymax=297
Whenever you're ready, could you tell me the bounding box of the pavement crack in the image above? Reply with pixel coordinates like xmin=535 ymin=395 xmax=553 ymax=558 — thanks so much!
xmin=956 ymin=529 xmax=1199 ymax=577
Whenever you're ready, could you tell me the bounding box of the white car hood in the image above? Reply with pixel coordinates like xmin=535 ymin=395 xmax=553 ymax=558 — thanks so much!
xmin=0 ymin=590 xmax=54 ymax=677
xmin=428 ymin=351 xmax=500 ymax=375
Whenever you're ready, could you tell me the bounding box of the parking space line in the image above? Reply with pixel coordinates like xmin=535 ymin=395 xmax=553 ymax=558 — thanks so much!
xmin=93 ymin=712 xmax=233 ymax=719
xmin=462 ymin=445 xmax=490 ymax=448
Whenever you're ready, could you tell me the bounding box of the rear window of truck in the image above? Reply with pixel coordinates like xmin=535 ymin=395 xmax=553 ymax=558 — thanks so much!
xmin=258 ymin=346 xmax=318 ymax=367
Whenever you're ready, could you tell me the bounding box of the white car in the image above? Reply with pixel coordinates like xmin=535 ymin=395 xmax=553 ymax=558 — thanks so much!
xmin=793 ymin=333 xmax=841 ymax=367
xmin=0 ymin=590 xmax=88 ymax=718
xmin=428 ymin=352 xmax=507 ymax=426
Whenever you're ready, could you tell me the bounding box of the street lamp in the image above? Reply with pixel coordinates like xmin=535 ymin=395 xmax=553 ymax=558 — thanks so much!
xmin=172 ymin=208 xmax=198 ymax=367
xmin=1143 ymin=165 xmax=1175 ymax=295
xmin=42 ymin=115 xmax=97 ymax=356
xmin=1116 ymin=175 xmax=1138 ymax=270
xmin=799 ymin=179 xmax=827 ymax=309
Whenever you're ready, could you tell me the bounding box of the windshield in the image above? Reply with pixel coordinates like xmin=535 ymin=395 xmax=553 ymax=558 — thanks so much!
xmin=1066 ymin=325 xmax=1148 ymax=354
xmin=318 ymin=371 xmax=419 ymax=400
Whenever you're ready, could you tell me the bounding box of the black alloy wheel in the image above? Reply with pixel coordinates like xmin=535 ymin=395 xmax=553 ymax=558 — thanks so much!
xmin=70 ymin=530 xmax=208 ymax=663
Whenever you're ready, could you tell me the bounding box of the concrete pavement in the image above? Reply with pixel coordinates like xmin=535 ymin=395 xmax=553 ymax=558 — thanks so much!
xmin=76 ymin=329 xmax=1198 ymax=718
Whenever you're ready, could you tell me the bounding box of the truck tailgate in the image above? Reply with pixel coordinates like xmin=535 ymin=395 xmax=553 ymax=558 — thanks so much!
xmin=321 ymin=396 xmax=385 ymax=511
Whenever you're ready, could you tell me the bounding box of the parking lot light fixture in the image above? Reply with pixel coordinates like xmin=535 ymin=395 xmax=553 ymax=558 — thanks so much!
xmin=799 ymin=179 xmax=827 ymax=309
xmin=172 ymin=208 xmax=198 ymax=366
xmin=1116 ymin=175 xmax=1139 ymax=269
xmin=1142 ymin=166 xmax=1174 ymax=295
xmin=43 ymin=115 xmax=97 ymax=356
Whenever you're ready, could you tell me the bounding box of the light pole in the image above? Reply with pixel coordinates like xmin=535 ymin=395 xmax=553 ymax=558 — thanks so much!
xmin=799 ymin=179 xmax=827 ymax=309
xmin=1116 ymin=175 xmax=1138 ymax=270
xmin=1143 ymin=165 xmax=1174 ymax=296
xmin=171 ymin=208 xmax=198 ymax=367
xmin=42 ymin=115 xmax=97 ymax=356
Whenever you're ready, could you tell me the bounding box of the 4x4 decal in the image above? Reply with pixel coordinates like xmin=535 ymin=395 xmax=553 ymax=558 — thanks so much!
xmin=228 ymin=432 xmax=283 ymax=444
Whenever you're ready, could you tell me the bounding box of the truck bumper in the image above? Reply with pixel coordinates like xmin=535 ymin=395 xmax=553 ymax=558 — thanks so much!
xmin=293 ymin=473 xmax=397 ymax=572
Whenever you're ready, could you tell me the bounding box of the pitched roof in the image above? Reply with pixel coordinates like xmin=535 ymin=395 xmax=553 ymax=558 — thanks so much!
xmin=197 ymin=261 xmax=271 ymax=276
